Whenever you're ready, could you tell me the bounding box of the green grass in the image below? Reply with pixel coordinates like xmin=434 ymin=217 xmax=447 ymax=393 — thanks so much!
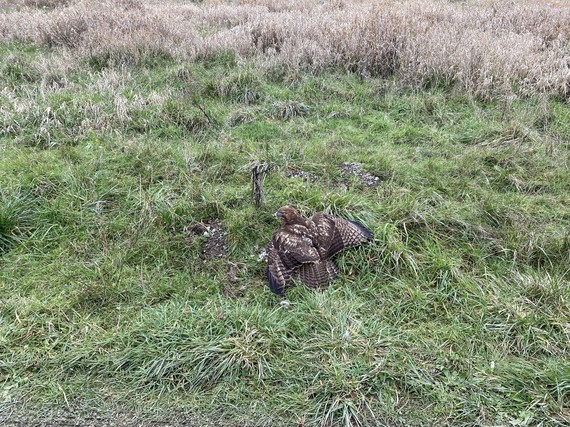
xmin=1 ymin=42 xmax=569 ymax=426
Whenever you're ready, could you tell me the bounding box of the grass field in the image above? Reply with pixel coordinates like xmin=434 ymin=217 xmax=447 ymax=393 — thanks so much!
xmin=1 ymin=1 xmax=570 ymax=426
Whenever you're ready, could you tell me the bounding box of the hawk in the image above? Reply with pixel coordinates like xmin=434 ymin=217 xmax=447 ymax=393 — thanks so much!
xmin=266 ymin=206 xmax=373 ymax=295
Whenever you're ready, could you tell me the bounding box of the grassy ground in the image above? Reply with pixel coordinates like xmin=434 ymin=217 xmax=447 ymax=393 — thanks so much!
xmin=0 ymin=39 xmax=569 ymax=426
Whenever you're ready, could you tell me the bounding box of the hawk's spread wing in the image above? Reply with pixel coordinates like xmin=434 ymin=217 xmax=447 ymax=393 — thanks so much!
xmin=312 ymin=213 xmax=373 ymax=258
xmin=266 ymin=230 xmax=319 ymax=295
xmin=266 ymin=209 xmax=373 ymax=295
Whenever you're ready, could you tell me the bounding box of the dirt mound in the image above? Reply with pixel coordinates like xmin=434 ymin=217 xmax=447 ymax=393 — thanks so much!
xmin=186 ymin=220 xmax=228 ymax=261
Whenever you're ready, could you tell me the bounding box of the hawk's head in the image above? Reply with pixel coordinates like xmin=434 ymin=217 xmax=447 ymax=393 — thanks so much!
xmin=275 ymin=206 xmax=300 ymax=224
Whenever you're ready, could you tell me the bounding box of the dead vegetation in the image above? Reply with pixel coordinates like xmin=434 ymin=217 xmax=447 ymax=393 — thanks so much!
xmin=0 ymin=0 xmax=569 ymax=98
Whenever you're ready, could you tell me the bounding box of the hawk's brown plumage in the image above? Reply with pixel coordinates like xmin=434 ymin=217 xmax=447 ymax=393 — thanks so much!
xmin=266 ymin=206 xmax=373 ymax=295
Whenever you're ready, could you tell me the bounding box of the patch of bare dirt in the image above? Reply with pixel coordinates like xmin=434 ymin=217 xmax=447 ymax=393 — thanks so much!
xmin=186 ymin=220 xmax=228 ymax=260
xmin=0 ymin=402 xmax=272 ymax=427
xmin=2 ymin=416 xmax=183 ymax=426
xmin=1 ymin=412 xmax=231 ymax=427
xmin=339 ymin=162 xmax=380 ymax=187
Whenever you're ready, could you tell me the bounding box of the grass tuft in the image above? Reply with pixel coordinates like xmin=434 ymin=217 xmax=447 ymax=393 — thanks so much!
xmin=272 ymin=100 xmax=311 ymax=120
xmin=0 ymin=189 xmax=37 ymax=255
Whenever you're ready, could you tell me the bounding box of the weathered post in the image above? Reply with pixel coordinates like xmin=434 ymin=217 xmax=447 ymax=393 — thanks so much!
xmin=251 ymin=162 xmax=269 ymax=207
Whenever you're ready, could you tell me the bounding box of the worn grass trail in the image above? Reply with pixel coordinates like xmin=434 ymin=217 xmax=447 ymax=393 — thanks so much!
xmin=1 ymin=41 xmax=569 ymax=426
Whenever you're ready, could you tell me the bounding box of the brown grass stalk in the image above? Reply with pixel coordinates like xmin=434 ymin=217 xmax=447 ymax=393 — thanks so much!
xmin=0 ymin=0 xmax=569 ymax=98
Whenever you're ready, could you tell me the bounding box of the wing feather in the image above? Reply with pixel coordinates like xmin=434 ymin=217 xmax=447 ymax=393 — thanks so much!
xmin=273 ymin=230 xmax=320 ymax=264
xmin=313 ymin=213 xmax=373 ymax=258
xmin=267 ymin=211 xmax=372 ymax=295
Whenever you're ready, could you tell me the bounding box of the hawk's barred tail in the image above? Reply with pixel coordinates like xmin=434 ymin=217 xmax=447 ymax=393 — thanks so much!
xmin=299 ymin=259 xmax=339 ymax=289
xmin=347 ymin=219 xmax=374 ymax=240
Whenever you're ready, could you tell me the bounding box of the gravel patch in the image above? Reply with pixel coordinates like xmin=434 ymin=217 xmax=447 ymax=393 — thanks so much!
xmin=285 ymin=169 xmax=318 ymax=182
xmin=339 ymin=162 xmax=380 ymax=187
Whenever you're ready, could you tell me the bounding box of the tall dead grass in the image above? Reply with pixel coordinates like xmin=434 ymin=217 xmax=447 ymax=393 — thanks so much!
xmin=1 ymin=0 xmax=569 ymax=98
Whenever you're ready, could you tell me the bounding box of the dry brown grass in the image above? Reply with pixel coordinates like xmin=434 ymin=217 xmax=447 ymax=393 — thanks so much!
xmin=1 ymin=0 xmax=569 ymax=98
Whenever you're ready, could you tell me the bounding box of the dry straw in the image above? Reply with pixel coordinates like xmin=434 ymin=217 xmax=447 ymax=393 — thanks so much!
xmin=1 ymin=0 xmax=569 ymax=98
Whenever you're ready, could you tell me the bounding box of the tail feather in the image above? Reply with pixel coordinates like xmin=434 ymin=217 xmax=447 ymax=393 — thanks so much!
xmin=299 ymin=259 xmax=339 ymax=289
xmin=347 ymin=219 xmax=373 ymax=240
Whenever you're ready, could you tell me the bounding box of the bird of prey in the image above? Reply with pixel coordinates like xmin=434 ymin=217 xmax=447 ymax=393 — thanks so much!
xmin=266 ymin=206 xmax=373 ymax=295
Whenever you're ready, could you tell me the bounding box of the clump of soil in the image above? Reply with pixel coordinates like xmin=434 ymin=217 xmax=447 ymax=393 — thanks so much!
xmin=186 ymin=220 xmax=228 ymax=260
xmin=339 ymin=162 xmax=380 ymax=187
xmin=286 ymin=168 xmax=318 ymax=182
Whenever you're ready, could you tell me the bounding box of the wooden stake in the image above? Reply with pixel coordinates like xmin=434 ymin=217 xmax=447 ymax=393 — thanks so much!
xmin=251 ymin=162 xmax=269 ymax=207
